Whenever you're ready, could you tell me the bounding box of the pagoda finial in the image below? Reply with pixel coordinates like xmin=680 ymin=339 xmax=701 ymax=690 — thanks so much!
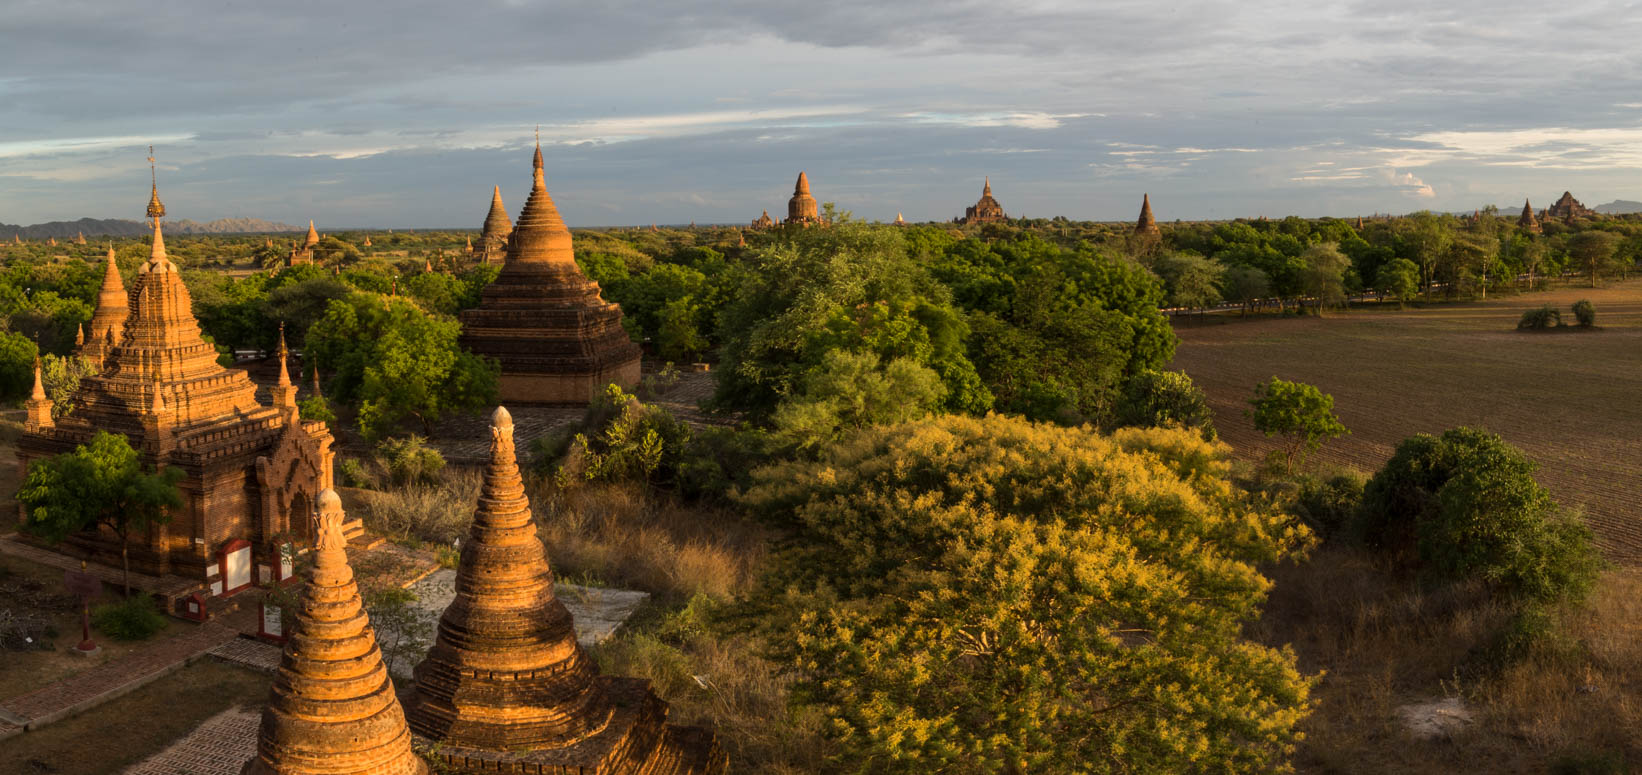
xmin=276 ymin=322 xmax=291 ymax=387
xmin=795 ymin=171 xmax=810 ymax=195
xmin=983 ymin=176 xmax=991 ymax=196
xmin=145 ymin=146 xmax=165 ymax=224
xmin=532 ymin=128 xmax=545 ymax=188
xmin=30 ymin=355 xmax=45 ymax=401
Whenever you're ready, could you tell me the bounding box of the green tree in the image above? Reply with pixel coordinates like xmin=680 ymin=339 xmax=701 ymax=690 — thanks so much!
xmin=39 ymin=353 xmax=98 ymax=417
xmin=0 ymin=331 xmax=39 ymax=405
xmin=306 ymin=293 xmax=499 ymax=440
xmin=1567 ymin=231 xmax=1622 ymax=287
xmin=770 ymin=349 xmax=947 ymax=450
xmin=1151 ymin=252 xmax=1224 ymax=311
xmin=1221 ymin=265 xmax=1271 ymax=315
xmin=1113 ymin=369 xmax=1216 ymax=439
xmin=1248 ymin=377 xmax=1348 ymax=473
xmin=1374 ymin=258 xmax=1420 ymax=308
xmin=1298 ymin=243 xmax=1349 ymax=315
xmin=1359 ymin=427 xmax=1599 ymax=602
xmin=739 ymin=416 xmax=1315 ymax=773
xmin=17 ymin=431 xmax=184 ymax=594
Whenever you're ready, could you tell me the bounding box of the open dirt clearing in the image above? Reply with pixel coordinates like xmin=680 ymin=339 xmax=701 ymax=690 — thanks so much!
xmin=1171 ymin=280 xmax=1642 ymax=561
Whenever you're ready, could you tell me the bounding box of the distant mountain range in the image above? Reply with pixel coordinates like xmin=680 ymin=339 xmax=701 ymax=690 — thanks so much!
xmin=1593 ymin=200 xmax=1642 ymax=215
xmin=1 ymin=217 xmax=301 ymax=239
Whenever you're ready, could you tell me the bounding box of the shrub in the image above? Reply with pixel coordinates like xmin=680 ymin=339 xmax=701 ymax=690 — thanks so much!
xmin=1358 ymin=427 xmax=1600 ymax=603
xmin=1572 ymin=299 xmax=1596 ymax=327
xmin=1291 ymin=472 xmax=1366 ymax=539
xmin=1518 ymin=305 xmax=1561 ymax=329
xmin=297 ymin=395 xmax=336 ymax=424
xmin=338 ymin=457 xmax=372 ymax=489
xmin=559 ymin=385 xmax=691 ymax=488
xmin=92 ymin=595 xmax=167 ymax=641
xmin=739 ymin=416 xmax=1315 ymax=773
xmin=1113 ymin=369 xmax=1216 ymax=439
xmin=374 ymin=435 xmax=445 ymax=487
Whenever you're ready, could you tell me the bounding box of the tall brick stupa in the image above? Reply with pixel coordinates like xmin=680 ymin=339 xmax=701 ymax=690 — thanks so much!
xmin=458 ymin=143 xmax=641 ymax=404
xmin=404 ymin=407 xmax=725 ymax=773
xmin=241 ymin=489 xmax=428 ymax=775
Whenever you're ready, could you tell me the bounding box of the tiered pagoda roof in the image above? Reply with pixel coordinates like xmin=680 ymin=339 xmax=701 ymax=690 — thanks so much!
xmin=405 ymin=408 xmax=724 ymax=773
xmin=457 ymin=144 xmax=641 ymax=404
xmin=1520 ymin=199 xmax=1542 ymax=233
xmin=241 ymin=490 xmax=428 ymax=775
xmin=960 ymin=178 xmax=1005 ymax=224
xmin=80 ymin=245 xmax=128 ymax=361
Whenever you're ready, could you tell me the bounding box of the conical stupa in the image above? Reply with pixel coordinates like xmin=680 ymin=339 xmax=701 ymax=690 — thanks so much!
xmin=477 ymin=186 xmax=512 ymax=265
xmin=1135 ymin=194 xmax=1161 ymax=236
xmin=1520 ymin=199 xmax=1541 ymax=234
xmin=80 ymin=245 xmax=128 ymax=362
xmin=456 ymin=143 xmax=641 ymax=404
xmin=405 ymin=408 xmax=724 ymax=773
xmin=240 ymin=489 xmax=428 ymax=775
xmin=785 ymin=171 xmax=820 ymax=226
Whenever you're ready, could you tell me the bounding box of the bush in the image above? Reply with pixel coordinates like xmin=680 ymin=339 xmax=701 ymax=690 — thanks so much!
xmin=1572 ymin=299 xmax=1596 ymax=327
xmin=739 ymin=416 xmax=1315 ymax=773
xmin=559 ymin=385 xmax=691 ymax=488
xmin=1358 ymin=427 xmax=1600 ymax=602
xmin=1248 ymin=377 xmax=1347 ymax=473
xmin=1291 ymin=472 xmax=1365 ymax=539
xmin=1518 ymin=305 xmax=1562 ymax=329
xmin=374 ymin=435 xmax=445 ymax=487
xmin=339 ymin=457 xmax=372 ymax=489
xmin=1113 ymin=369 xmax=1216 ymax=439
xmin=92 ymin=595 xmax=167 ymax=641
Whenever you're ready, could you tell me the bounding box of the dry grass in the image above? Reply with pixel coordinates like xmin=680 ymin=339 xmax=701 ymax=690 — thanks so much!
xmin=530 ymin=481 xmax=767 ymax=600
xmin=593 ymin=598 xmax=833 ymax=773
xmin=1171 ymin=279 xmax=1642 ymax=561
xmin=347 ymin=469 xmax=482 ymax=549
xmin=1257 ymin=547 xmax=1642 ymax=773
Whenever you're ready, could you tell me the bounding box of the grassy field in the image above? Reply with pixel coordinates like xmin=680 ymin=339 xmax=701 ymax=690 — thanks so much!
xmin=1171 ymin=281 xmax=1642 ymax=562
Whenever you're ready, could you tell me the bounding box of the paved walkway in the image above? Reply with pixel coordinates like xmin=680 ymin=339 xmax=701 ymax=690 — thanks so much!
xmin=121 ymin=706 xmax=260 ymax=775
xmin=0 ymin=607 xmax=256 ymax=739
xmin=0 ymin=535 xmax=197 ymax=600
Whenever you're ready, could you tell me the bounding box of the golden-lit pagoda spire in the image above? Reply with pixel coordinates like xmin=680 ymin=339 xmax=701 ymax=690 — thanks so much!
xmin=982 ymin=176 xmax=991 ymax=197
xmin=25 ymin=355 xmax=52 ymax=432
xmin=304 ymin=220 xmax=319 ymax=247
xmin=146 ymin=146 xmax=165 ymax=226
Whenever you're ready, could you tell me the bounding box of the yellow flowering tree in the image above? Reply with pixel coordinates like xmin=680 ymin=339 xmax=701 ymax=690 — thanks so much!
xmin=741 ymin=415 xmax=1316 ymax=773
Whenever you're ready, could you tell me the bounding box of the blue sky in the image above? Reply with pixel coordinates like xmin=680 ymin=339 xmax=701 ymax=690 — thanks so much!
xmin=3 ymin=0 xmax=1641 ymax=227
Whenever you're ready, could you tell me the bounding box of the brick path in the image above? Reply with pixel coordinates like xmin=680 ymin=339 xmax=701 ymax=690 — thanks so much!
xmin=121 ymin=706 xmax=260 ymax=775
xmin=206 ymin=637 xmax=282 ymax=675
xmin=0 ymin=607 xmax=256 ymax=734
xmin=0 ymin=535 xmax=198 ymax=599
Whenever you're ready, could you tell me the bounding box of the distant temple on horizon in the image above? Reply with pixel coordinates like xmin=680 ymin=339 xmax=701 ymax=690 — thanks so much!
xmin=1520 ymin=199 xmax=1542 ymax=233
xmin=1545 ymin=191 xmax=1595 ymax=221
xmin=1135 ymin=194 xmax=1161 ymax=236
xmin=458 ymin=143 xmax=641 ymax=404
xmin=784 ymin=171 xmax=822 ymax=226
xmin=286 ymin=220 xmax=319 ymax=266
xmin=958 ymin=178 xmax=1005 ymax=225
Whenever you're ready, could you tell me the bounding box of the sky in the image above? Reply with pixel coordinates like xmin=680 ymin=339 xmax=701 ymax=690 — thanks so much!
xmin=2 ymin=0 xmax=1641 ymax=228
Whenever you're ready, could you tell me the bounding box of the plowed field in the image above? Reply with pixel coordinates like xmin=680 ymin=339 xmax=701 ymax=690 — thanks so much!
xmin=1171 ymin=281 xmax=1642 ymax=562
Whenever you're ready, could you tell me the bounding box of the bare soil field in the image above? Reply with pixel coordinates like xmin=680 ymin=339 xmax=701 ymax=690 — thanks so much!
xmin=1172 ymin=280 xmax=1642 ymax=561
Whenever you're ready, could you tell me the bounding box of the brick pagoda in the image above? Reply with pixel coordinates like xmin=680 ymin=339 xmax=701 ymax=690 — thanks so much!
xmin=16 ymin=178 xmax=343 ymax=611
xmin=1135 ymin=193 xmax=1161 ymax=236
xmin=288 ymin=221 xmax=319 ymax=266
xmin=477 ymin=186 xmax=512 ymax=265
xmin=1520 ymin=199 xmax=1542 ymax=234
xmin=750 ymin=209 xmax=774 ymax=229
xmin=404 ymin=407 xmax=725 ymax=774
xmin=1546 ymin=191 xmax=1595 ymax=221
xmin=784 ymin=171 xmax=821 ymax=226
xmin=79 ymin=244 xmax=128 ymax=362
xmin=959 ymin=177 xmax=1005 ymax=225
xmin=241 ymin=489 xmax=427 ymax=775
xmin=458 ymin=145 xmax=641 ymax=404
